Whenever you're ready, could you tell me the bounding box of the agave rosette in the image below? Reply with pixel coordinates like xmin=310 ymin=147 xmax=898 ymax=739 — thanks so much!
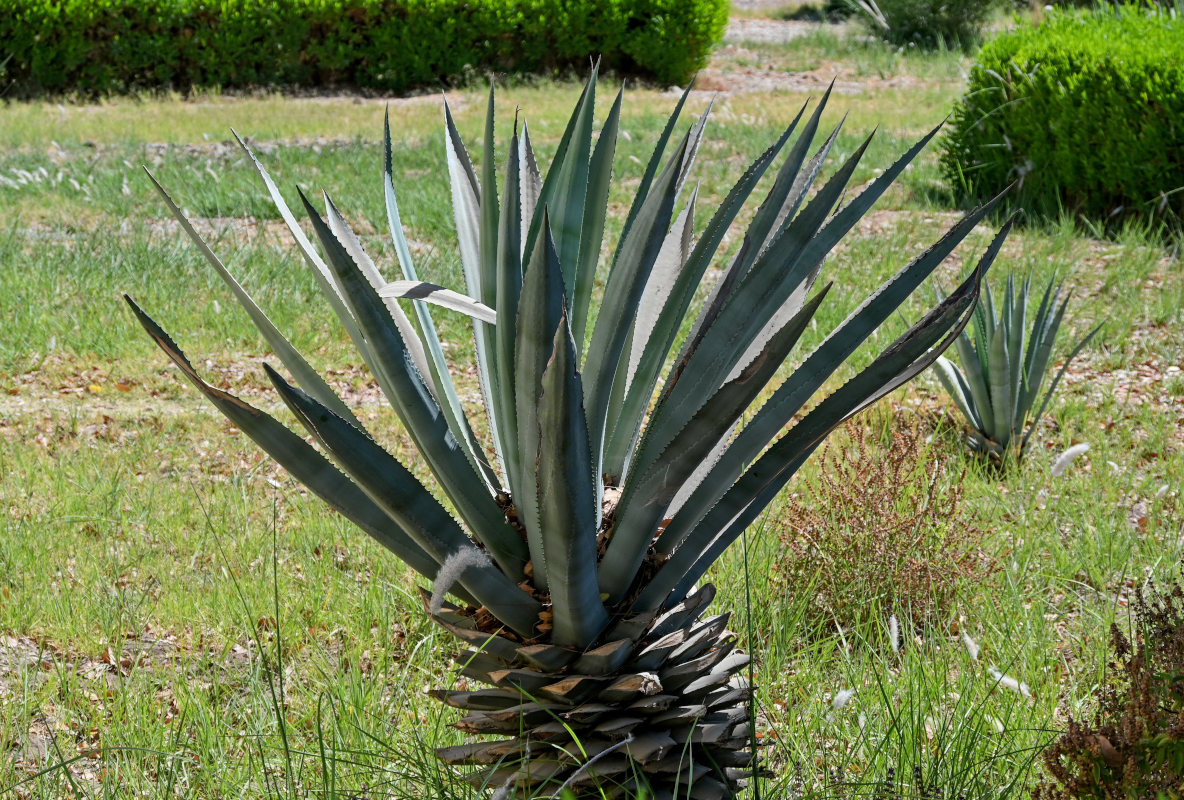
xmin=934 ymin=273 xmax=1100 ymax=462
xmin=127 ymin=71 xmax=1013 ymax=799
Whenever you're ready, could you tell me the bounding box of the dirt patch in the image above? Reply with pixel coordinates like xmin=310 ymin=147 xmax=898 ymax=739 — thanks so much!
xmin=696 ymin=43 xmax=934 ymax=95
xmin=725 ymin=17 xmax=823 ymax=45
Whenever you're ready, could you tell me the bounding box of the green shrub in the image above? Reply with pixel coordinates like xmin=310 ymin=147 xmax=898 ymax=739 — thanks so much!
xmin=942 ymin=4 xmax=1184 ymax=229
xmin=783 ymin=0 xmax=856 ymax=22
xmin=0 ymin=0 xmax=729 ymax=97
xmin=849 ymin=0 xmax=998 ymax=49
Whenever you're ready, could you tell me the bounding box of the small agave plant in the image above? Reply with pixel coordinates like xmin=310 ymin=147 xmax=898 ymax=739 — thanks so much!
xmin=127 ymin=71 xmax=1012 ymax=799
xmin=934 ymin=273 xmax=1100 ymax=463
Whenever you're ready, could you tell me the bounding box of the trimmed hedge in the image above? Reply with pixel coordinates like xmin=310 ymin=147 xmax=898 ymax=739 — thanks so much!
xmin=941 ymin=4 xmax=1184 ymax=228
xmin=0 ymin=0 xmax=729 ymax=96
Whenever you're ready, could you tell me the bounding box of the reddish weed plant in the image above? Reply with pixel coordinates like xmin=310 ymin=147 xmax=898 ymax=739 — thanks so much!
xmin=1036 ymin=580 xmax=1184 ymax=800
xmin=776 ymin=417 xmax=992 ymax=631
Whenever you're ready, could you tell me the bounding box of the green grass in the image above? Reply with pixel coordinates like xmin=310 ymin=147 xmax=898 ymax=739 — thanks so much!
xmin=2 ymin=15 xmax=1183 ymax=800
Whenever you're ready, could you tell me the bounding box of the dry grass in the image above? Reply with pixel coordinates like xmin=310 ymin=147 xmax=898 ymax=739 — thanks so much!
xmin=775 ymin=417 xmax=994 ymax=631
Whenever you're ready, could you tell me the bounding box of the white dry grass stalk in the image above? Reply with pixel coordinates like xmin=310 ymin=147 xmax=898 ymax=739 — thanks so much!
xmin=889 ymin=614 xmax=900 ymax=654
xmin=988 ymin=667 xmax=1032 ymax=698
xmin=1051 ymin=442 xmax=1090 ymax=478
xmin=826 ymin=688 xmax=856 ymax=721
xmin=430 ymin=548 xmax=490 ymax=615
xmin=962 ymin=633 xmax=980 ymax=661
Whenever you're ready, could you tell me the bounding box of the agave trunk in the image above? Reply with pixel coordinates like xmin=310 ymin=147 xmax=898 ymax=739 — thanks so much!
xmin=429 ymin=584 xmax=765 ymax=800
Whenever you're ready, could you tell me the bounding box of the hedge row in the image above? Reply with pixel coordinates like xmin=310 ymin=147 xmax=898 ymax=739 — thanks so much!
xmin=941 ymin=4 xmax=1184 ymax=228
xmin=0 ymin=0 xmax=729 ymax=96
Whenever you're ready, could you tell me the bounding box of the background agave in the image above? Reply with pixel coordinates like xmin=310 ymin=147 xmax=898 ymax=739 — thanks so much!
xmin=126 ymin=71 xmax=1012 ymax=799
xmin=934 ymin=273 xmax=1100 ymax=463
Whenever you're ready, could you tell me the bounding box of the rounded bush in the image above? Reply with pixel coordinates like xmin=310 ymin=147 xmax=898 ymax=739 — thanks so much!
xmin=941 ymin=4 xmax=1184 ymax=228
xmin=0 ymin=0 xmax=729 ymax=97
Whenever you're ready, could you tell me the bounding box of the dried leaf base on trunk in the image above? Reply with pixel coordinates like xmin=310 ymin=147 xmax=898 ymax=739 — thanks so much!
xmin=427 ymin=585 xmax=768 ymax=800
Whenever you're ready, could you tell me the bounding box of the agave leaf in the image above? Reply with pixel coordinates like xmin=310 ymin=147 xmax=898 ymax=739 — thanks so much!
xmin=383 ymin=114 xmax=500 ymax=494
xmin=571 ymin=84 xmax=623 ymax=348
xmin=321 ymin=193 xmax=435 ymax=396
xmin=933 ymin=356 xmax=984 ymax=432
xmin=987 ymin=324 xmax=1014 ymax=445
xmin=615 ymin=81 xmax=694 ymax=262
xmin=1022 ymin=282 xmax=1068 ymax=417
xmin=979 ymin=280 xmax=998 ymax=364
xmin=298 ymin=189 xmax=527 ymax=579
xmin=475 ymin=86 xmax=505 ymax=455
xmin=444 ymin=98 xmax=482 ymax=298
xmin=445 ymin=97 xmax=504 ymax=467
xmin=656 ymin=199 xmax=1013 ymax=558
xmin=1019 ymin=320 xmax=1101 ymax=452
xmin=123 ymin=296 xmax=461 ymax=598
xmin=953 ymin=325 xmax=993 ymax=427
xmin=1022 ymin=278 xmax=1058 ymax=388
xmin=478 ymin=85 xmax=501 ymax=311
xmin=382 ymin=109 xmax=421 ymax=283
xmin=643 ymin=234 xmax=1005 ymax=612
xmin=513 ymin=211 xmax=566 ymax=590
xmin=379 ymin=280 xmax=497 ymax=324
xmin=602 ymin=115 xmax=805 ymax=483
xmin=1006 ymin=273 xmax=1027 ymax=423
xmin=494 ymin=119 xmax=525 ymax=487
xmin=581 ymin=133 xmax=689 ymax=472
xmin=518 ymin=122 xmax=543 ymax=246
xmin=232 ymin=131 xmax=368 ymax=351
xmin=602 ymin=196 xmax=697 ymax=482
xmin=522 ymin=66 xmax=597 ymax=274
xmin=536 ymin=313 xmax=609 ymax=648
xmin=261 ymin=363 xmax=540 ymax=636
xmin=676 ymin=100 xmax=713 ymax=195
xmin=143 ymin=169 xmax=361 ymax=428
xmin=600 ymin=287 xmax=830 ymax=599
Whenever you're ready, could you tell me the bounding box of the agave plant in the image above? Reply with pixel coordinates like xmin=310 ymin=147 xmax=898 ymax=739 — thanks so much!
xmin=933 ymin=273 xmax=1100 ymax=463
xmin=126 ymin=71 xmax=1013 ymax=799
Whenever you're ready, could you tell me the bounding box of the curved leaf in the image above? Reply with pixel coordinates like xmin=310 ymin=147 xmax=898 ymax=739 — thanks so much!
xmin=143 ymin=169 xmax=360 ymax=428
xmin=380 ymin=280 xmax=497 ymax=324
xmin=123 ymin=296 xmax=457 ymax=598
xmin=262 ymin=363 xmax=541 ymax=636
